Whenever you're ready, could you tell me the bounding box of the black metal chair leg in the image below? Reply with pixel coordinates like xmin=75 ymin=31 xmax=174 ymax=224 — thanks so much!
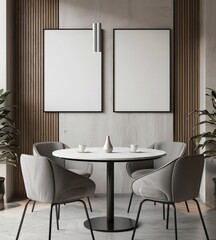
xmin=57 ymin=204 xmax=60 ymax=219
xmin=127 ymin=192 xmax=134 ymax=213
xmin=193 ymin=199 xmax=209 ymax=240
xmin=49 ymin=204 xmax=54 ymax=240
xmin=31 ymin=201 xmax=36 ymax=212
xmin=87 ymin=196 xmax=93 ymax=212
xmin=166 ymin=204 xmax=170 ymax=229
xmin=131 ymin=199 xmax=145 ymax=240
xmin=163 ymin=203 xmax=165 ymax=220
xmin=172 ymin=203 xmax=178 ymax=240
xmin=16 ymin=199 xmax=32 ymax=240
xmin=55 ymin=205 xmax=59 ymax=230
xmin=78 ymin=200 xmax=95 ymax=240
xmin=185 ymin=201 xmax=190 ymax=212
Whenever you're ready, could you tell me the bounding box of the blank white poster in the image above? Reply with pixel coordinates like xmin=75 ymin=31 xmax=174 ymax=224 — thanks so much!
xmin=114 ymin=29 xmax=170 ymax=112
xmin=44 ymin=29 xmax=102 ymax=112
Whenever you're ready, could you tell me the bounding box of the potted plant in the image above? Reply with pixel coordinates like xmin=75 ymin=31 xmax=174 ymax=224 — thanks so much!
xmin=190 ymin=88 xmax=216 ymax=159
xmin=0 ymin=89 xmax=18 ymax=210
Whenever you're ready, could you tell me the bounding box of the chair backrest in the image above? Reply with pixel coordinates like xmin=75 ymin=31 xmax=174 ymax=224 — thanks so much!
xmin=65 ymin=159 xmax=93 ymax=176
xmin=33 ymin=141 xmax=93 ymax=176
xmin=20 ymin=154 xmax=54 ymax=203
xmin=126 ymin=141 xmax=187 ymax=177
xmin=21 ymin=154 xmax=95 ymax=204
xmin=132 ymin=154 xmax=204 ymax=203
xmin=33 ymin=141 xmax=68 ymax=168
xmin=150 ymin=141 xmax=187 ymax=169
xmin=172 ymin=154 xmax=204 ymax=202
xmin=126 ymin=157 xmax=154 ymax=177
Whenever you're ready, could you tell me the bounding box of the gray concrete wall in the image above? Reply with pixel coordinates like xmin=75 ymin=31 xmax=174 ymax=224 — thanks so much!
xmin=59 ymin=0 xmax=173 ymax=193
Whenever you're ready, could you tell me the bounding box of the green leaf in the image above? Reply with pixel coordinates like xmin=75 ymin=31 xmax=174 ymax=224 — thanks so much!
xmin=193 ymin=120 xmax=216 ymax=127
xmin=212 ymin=90 xmax=216 ymax=99
xmin=203 ymin=149 xmax=216 ymax=155
xmin=0 ymin=89 xmax=19 ymax=166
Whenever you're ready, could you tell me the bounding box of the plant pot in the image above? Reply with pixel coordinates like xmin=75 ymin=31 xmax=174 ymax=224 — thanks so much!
xmin=0 ymin=177 xmax=5 ymax=210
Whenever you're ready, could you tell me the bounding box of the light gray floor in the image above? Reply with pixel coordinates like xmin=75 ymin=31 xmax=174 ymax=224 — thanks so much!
xmin=0 ymin=194 xmax=215 ymax=240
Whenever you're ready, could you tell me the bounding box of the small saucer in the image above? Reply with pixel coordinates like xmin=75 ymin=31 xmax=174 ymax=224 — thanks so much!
xmin=129 ymin=150 xmax=142 ymax=153
xmin=76 ymin=149 xmax=86 ymax=153
xmin=76 ymin=149 xmax=91 ymax=153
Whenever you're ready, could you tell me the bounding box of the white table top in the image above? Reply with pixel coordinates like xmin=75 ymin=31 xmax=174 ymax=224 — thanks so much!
xmin=53 ymin=147 xmax=166 ymax=163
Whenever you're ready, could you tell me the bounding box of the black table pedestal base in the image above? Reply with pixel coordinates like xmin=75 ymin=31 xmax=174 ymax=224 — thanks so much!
xmin=84 ymin=216 xmax=136 ymax=232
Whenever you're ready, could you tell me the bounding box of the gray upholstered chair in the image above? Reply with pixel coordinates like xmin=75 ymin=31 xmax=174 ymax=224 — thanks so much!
xmin=32 ymin=141 xmax=94 ymax=212
xmin=16 ymin=154 xmax=95 ymax=240
xmin=131 ymin=154 xmax=209 ymax=240
xmin=126 ymin=141 xmax=187 ymax=213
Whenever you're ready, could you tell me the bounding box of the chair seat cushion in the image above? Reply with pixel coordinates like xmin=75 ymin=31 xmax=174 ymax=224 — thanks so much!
xmin=138 ymin=187 xmax=168 ymax=201
xmin=56 ymin=186 xmax=93 ymax=203
xmin=68 ymin=168 xmax=90 ymax=178
xmin=131 ymin=169 xmax=154 ymax=179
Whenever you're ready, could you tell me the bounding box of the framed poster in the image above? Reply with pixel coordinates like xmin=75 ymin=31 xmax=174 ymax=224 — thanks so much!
xmin=44 ymin=29 xmax=102 ymax=112
xmin=113 ymin=29 xmax=171 ymax=112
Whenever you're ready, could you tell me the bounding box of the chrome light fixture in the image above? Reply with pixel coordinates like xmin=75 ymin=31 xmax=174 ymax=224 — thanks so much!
xmin=93 ymin=22 xmax=101 ymax=52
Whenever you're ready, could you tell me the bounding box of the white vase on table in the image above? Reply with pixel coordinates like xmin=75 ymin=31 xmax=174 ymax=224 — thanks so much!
xmin=103 ymin=136 xmax=113 ymax=153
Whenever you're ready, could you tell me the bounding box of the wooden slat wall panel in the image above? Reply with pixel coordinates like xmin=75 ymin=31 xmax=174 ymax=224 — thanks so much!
xmin=174 ymin=0 xmax=200 ymax=155
xmin=7 ymin=0 xmax=59 ymax=200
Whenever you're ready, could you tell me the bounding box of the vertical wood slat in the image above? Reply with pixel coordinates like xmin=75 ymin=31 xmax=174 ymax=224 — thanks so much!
xmin=174 ymin=0 xmax=200 ymax=155
xmin=8 ymin=0 xmax=59 ymax=200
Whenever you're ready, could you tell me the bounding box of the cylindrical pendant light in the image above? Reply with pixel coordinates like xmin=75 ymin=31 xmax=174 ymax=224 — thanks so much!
xmin=93 ymin=22 xmax=102 ymax=53
xmin=93 ymin=23 xmax=97 ymax=52
xmin=96 ymin=22 xmax=101 ymax=52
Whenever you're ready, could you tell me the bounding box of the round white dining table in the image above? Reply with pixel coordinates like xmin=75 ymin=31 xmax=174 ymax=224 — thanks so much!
xmin=53 ymin=147 xmax=166 ymax=232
